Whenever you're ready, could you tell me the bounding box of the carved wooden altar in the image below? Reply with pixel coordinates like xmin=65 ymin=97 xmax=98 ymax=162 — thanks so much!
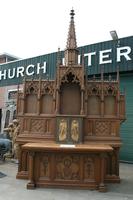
xmin=16 ymin=9 xmax=125 ymax=191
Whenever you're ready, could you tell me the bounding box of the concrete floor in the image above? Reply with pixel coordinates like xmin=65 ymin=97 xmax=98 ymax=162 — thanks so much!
xmin=0 ymin=161 xmax=133 ymax=200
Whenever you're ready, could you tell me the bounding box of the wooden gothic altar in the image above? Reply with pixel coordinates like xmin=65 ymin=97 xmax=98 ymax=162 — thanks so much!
xmin=16 ymin=10 xmax=125 ymax=192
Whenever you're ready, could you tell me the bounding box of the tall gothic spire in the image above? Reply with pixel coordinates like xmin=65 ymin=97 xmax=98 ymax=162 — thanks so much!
xmin=66 ymin=9 xmax=77 ymax=49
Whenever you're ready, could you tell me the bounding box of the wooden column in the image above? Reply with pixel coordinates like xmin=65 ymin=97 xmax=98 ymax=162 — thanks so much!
xmin=116 ymin=148 xmax=120 ymax=177
xmin=17 ymin=145 xmax=22 ymax=173
xmin=27 ymin=152 xmax=35 ymax=189
xmin=101 ymin=66 xmax=104 ymax=117
xmin=37 ymin=79 xmax=41 ymax=115
xmin=117 ymin=91 xmax=120 ymax=117
xmin=55 ymin=89 xmax=60 ymax=114
xmin=99 ymin=153 xmax=107 ymax=192
xmin=101 ymin=91 xmax=104 ymax=117
xmin=80 ymin=90 xmax=84 ymax=115
xmin=22 ymin=79 xmax=26 ymax=114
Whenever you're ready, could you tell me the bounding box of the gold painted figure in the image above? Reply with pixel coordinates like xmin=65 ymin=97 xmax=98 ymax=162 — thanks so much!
xmin=71 ymin=120 xmax=79 ymax=142
xmin=59 ymin=119 xmax=67 ymax=141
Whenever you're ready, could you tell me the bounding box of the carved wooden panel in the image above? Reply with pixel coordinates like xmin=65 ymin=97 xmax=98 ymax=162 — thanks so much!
xmin=23 ymin=118 xmax=30 ymax=132
xmin=30 ymin=119 xmax=44 ymax=133
xmin=55 ymin=155 xmax=80 ymax=180
xmin=84 ymin=157 xmax=94 ymax=180
xmin=95 ymin=121 xmax=110 ymax=136
xmin=44 ymin=118 xmax=55 ymax=135
xmin=21 ymin=150 xmax=29 ymax=171
xmin=106 ymin=148 xmax=119 ymax=177
xmin=39 ymin=153 xmax=50 ymax=179
xmin=110 ymin=122 xmax=117 ymax=136
xmin=84 ymin=119 xmax=93 ymax=136
xmin=34 ymin=153 xmax=95 ymax=181
xmin=18 ymin=117 xmax=55 ymax=136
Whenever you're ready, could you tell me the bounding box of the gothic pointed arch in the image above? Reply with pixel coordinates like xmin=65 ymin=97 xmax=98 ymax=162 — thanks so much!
xmin=25 ymin=81 xmax=38 ymax=113
xmin=40 ymin=81 xmax=54 ymax=114
xmin=60 ymin=72 xmax=81 ymax=115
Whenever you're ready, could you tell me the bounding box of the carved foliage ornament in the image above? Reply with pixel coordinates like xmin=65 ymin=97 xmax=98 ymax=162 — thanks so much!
xmin=59 ymin=67 xmax=83 ymax=86
xmin=104 ymin=84 xmax=118 ymax=96
xmin=41 ymin=81 xmax=54 ymax=96
xmin=25 ymin=81 xmax=39 ymax=95
xmin=87 ymin=84 xmax=101 ymax=96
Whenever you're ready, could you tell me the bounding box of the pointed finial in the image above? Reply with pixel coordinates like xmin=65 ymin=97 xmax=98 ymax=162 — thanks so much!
xmin=81 ymin=47 xmax=84 ymax=66
xmin=101 ymin=65 xmax=104 ymax=81
xmin=66 ymin=9 xmax=77 ymax=49
xmin=70 ymin=8 xmax=75 ymax=20
xmin=117 ymin=65 xmax=119 ymax=82
xmin=57 ymin=47 xmax=61 ymax=65
xmin=109 ymin=74 xmax=112 ymax=81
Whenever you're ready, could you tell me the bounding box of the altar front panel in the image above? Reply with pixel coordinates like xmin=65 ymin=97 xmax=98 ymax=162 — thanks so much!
xmin=23 ymin=143 xmax=112 ymax=191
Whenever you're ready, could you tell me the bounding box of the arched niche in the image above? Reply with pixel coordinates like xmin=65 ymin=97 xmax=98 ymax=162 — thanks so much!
xmin=13 ymin=110 xmax=16 ymax=119
xmin=4 ymin=110 xmax=10 ymax=128
xmin=87 ymin=96 xmax=101 ymax=115
xmin=60 ymin=74 xmax=81 ymax=115
xmin=41 ymin=94 xmax=53 ymax=114
xmin=25 ymin=87 xmax=37 ymax=113
xmin=104 ymin=96 xmax=116 ymax=115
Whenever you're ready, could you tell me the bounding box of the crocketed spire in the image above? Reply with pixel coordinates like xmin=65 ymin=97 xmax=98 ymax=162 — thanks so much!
xmin=66 ymin=9 xmax=77 ymax=49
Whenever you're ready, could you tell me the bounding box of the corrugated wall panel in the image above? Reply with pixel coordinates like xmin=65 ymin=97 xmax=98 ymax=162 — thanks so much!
xmin=1 ymin=36 xmax=133 ymax=87
xmin=120 ymin=73 xmax=133 ymax=162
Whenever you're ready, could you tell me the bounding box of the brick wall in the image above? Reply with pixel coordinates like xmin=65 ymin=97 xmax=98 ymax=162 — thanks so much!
xmin=0 ymin=84 xmax=23 ymax=109
xmin=0 ymin=57 xmax=6 ymax=63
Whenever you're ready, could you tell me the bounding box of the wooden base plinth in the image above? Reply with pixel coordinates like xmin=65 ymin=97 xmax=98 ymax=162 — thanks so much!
xmin=27 ymin=182 xmax=36 ymax=189
xmin=105 ymin=175 xmax=120 ymax=183
xmin=16 ymin=171 xmax=28 ymax=180
xmin=99 ymin=183 xmax=107 ymax=192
